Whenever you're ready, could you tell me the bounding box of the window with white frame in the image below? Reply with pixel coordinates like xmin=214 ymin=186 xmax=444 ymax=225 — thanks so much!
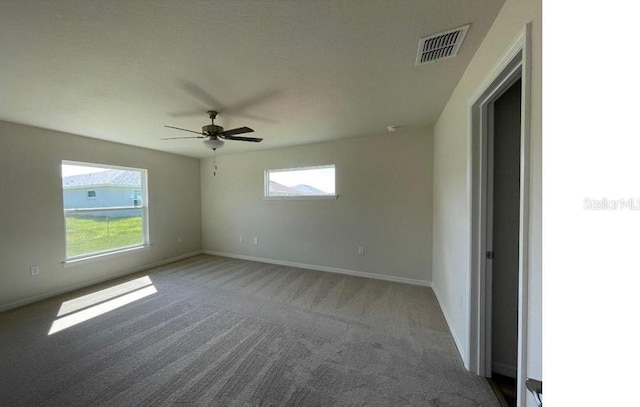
xmin=265 ymin=165 xmax=336 ymax=198
xmin=132 ymin=190 xmax=142 ymax=207
xmin=61 ymin=161 xmax=148 ymax=260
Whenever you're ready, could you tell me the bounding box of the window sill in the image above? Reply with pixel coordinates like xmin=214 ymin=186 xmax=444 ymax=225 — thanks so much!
xmin=263 ymin=195 xmax=339 ymax=201
xmin=62 ymin=244 xmax=152 ymax=268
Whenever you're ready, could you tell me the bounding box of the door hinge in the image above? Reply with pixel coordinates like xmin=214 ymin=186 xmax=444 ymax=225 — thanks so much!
xmin=486 ymin=251 xmax=495 ymax=259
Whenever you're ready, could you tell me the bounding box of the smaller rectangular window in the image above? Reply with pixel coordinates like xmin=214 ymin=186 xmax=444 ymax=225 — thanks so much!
xmin=87 ymin=190 xmax=96 ymax=199
xmin=265 ymin=165 xmax=336 ymax=198
xmin=132 ymin=190 xmax=142 ymax=207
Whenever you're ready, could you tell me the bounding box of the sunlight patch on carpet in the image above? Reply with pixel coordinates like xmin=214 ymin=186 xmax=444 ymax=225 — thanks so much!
xmin=48 ymin=278 xmax=157 ymax=335
xmin=57 ymin=276 xmax=153 ymax=317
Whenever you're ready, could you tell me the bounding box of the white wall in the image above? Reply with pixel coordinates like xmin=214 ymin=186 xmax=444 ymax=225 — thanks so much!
xmin=431 ymin=0 xmax=541 ymax=404
xmin=0 ymin=121 xmax=202 ymax=309
xmin=201 ymin=127 xmax=433 ymax=284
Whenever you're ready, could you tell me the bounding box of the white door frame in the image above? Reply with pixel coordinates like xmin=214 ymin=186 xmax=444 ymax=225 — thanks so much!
xmin=467 ymin=24 xmax=532 ymax=406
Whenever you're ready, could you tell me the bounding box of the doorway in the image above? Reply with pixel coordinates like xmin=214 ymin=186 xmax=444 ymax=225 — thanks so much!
xmin=487 ymin=78 xmax=522 ymax=407
xmin=468 ymin=25 xmax=532 ymax=407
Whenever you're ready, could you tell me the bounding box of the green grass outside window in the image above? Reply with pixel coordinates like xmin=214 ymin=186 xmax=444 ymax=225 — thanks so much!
xmin=65 ymin=216 xmax=143 ymax=258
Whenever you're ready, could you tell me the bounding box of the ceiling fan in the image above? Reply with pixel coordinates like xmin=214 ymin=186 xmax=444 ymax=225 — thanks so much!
xmin=162 ymin=110 xmax=263 ymax=150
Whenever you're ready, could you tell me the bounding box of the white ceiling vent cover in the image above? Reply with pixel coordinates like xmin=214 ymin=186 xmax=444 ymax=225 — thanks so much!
xmin=415 ymin=24 xmax=470 ymax=66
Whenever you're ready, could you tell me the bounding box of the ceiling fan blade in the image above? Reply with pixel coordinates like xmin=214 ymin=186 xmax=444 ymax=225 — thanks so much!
xmin=163 ymin=126 xmax=206 ymax=136
xmin=225 ymin=89 xmax=280 ymax=115
xmin=222 ymin=135 xmax=263 ymax=142
xmin=219 ymin=126 xmax=254 ymax=137
xmin=229 ymin=112 xmax=278 ymax=123
xmin=178 ymin=80 xmax=226 ymax=111
xmin=167 ymin=109 xmax=209 ymax=118
xmin=161 ymin=136 xmax=207 ymax=140
xmin=174 ymin=80 xmax=279 ymax=122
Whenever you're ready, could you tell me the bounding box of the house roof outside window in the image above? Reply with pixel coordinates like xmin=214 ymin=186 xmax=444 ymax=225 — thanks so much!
xmin=63 ymin=170 xmax=141 ymax=189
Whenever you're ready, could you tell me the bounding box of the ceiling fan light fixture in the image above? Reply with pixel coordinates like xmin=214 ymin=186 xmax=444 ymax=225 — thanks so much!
xmin=203 ymin=138 xmax=225 ymax=149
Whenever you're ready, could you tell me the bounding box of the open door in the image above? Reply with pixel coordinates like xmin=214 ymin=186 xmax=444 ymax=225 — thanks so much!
xmin=469 ymin=24 xmax=533 ymax=407
xmin=486 ymin=78 xmax=522 ymax=407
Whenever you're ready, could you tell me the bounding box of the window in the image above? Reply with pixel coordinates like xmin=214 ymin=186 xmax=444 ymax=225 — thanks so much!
xmin=265 ymin=165 xmax=336 ymax=198
xmin=61 ymin=161 xmax=148 ymax=261
xmin=132 ymin=190 xmax=142 ymax=207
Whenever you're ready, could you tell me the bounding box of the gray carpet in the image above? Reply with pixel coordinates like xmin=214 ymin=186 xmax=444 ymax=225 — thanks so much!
xmin=0 ymin=255 xmax=499 ymax=406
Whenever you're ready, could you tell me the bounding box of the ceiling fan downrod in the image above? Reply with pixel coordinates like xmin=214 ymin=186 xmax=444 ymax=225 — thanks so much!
xmin=203 ymin=111 xmax=223 ymax=136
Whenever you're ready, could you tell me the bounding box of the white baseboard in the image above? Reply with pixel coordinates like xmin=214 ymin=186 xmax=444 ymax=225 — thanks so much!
xmin=492 ymin=361 xmax=517 ymax=378
xmin=431 ymin=284 xmax=468 ymax=369
xmin=0 ymin=250 xmax=201 ymax=312
xmin=203 ymin=250 xmax=431 ymax=288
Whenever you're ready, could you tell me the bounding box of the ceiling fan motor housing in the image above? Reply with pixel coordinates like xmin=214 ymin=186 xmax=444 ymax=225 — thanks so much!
xmin=203 ymin=124 xmax=223 ymax=135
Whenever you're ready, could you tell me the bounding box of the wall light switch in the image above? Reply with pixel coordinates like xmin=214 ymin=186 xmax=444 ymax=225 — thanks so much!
xmin=358 ymin=247 xmax=365 ymax=255
xmin=253 ymin=237 xmax=258 ymax=245
xmin=30 ymin=265 xmax=40 ymax=276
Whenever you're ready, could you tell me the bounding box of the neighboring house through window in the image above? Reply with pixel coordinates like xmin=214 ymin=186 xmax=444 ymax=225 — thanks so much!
xmin=61 ymin=161 xmax=148 ymax=260
xmin=265 ymin=165 xmax=336 ymax=198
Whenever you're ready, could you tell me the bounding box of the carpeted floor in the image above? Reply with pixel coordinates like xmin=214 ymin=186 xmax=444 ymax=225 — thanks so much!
xmin=0 ymin=254 xmax=499 ymax=406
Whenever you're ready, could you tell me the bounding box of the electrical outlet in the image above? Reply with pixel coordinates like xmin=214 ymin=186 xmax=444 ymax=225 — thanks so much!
xmin=358 ymin=247 xmax=365 ymax=255
xmin=253 ymin=237 xmax=258 ymax=245
xmin=30 ymin=265 xmax=40 ymax=276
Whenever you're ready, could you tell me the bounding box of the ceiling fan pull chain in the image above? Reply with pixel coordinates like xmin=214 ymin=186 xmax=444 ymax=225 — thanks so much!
xmin=213 ymin=149 xmax=218 ymax=176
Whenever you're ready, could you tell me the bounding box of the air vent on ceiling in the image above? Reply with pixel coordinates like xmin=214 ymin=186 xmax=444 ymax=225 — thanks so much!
xmin=415 ymin=24 xmax=470 ymax=66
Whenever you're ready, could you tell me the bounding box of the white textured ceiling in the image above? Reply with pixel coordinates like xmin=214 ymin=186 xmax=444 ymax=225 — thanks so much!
xmin=0 ymin=0 xmax=504 ymax=158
